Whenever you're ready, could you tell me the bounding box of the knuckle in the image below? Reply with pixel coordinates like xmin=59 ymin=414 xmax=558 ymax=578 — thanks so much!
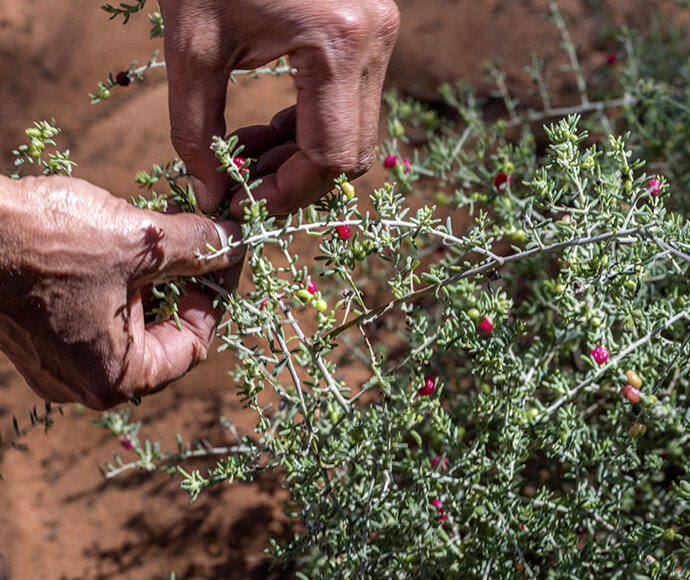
xmin=371 ymin=1 xmax=401 ymax=45
xmin=314 ymin=145 xmax=376 ymax=178
xmin=323 ymin=5 xmax=370 ymax=43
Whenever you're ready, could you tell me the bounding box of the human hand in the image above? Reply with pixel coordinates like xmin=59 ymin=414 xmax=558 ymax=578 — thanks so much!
xmin=158 ymin=0 xmax=400 ymax=216
xmin=0 ymin=176 xmax=244 ymax=410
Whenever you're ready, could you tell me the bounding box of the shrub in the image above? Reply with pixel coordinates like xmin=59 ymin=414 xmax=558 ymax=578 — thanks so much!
xmin=6 ymin=1 xmax=690 ymax=577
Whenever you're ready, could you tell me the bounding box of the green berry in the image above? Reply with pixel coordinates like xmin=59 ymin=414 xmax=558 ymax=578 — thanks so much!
xmin=391 ymin=119 xmax=405 ymax=138
xmin=342 ymin=182 xmax=355 ymax=199
xmin=467 ymin=308 xmax=481 ymax=320
xmin=643 ymin=394 xmax=658 ymax=407
xmin=297 ymin=289 xmax=314 ymax=303
xmin=353 ymin=244 xmax=367 ymax=262
xmin=628 ymin=423 xmax=647 ymax=439
xmin=509 ymin=228 xmax=527 ymax=243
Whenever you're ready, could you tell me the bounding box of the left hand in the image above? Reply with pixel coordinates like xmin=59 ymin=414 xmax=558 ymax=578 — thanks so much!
xmin=0 ymin=175 xmax=244 ymax=409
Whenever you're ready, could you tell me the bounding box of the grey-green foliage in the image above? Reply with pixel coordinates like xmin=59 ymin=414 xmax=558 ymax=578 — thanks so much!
xmin=83 ymin=3 xmax=690 ymax=578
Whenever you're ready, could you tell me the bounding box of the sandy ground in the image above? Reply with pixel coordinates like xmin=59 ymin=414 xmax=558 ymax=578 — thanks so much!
xmin=0 ymin=1 xmax=684 ymax=578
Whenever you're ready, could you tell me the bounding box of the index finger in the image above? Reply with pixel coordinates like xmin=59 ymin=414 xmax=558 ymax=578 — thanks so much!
xmin=160 ymin=4 xmax=232 ymax=213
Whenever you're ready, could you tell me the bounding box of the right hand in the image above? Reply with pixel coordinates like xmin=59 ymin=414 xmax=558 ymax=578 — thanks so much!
xmin=159 ymin=0 xmax=400 ymax=216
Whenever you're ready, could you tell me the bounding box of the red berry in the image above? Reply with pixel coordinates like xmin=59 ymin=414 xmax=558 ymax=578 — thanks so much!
xmin=115 ymin=71 xmax=130 ymax=86
xmin=336 ymin=224 xmax=351 ymax=240
xmin=621 ymin=384 xmax=640 ymax=403
xmin=590 ymin=346 xmax=609 ymax=365
xmin=429 ymin=499 xmax=447 ymax=523
xmin=418 ymin=376 xmax=435 ymax=397
xmin=120 ymin=435 xmax=133 ymax=450
xmin=605 ymin=53 xmax=618 ymax=66
xmin=402 ymin=158 xmax=411 ymax=174
xmin=233 ymin=156 xmax=247 ymax=177
xmin=383 ymin=154 xmax=398 ymax=169
xmin=431 ymin=456 xmax=449 ymax=472
xmin=260 ymin=299 xmax=268 ymax=310
xmin=648 ymin=178 xmax=661 ymax=195
xmin=306 ymin=280 xmax=317 ymax=295
xmin=478 ymin=316 xmax=494 ymax=333
xmin=494 ymin=171 xmax=513 ymax=191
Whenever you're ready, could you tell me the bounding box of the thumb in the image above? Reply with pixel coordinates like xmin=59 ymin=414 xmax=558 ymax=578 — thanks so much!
xmin=130 ymin=212 xmax=244 ymax=285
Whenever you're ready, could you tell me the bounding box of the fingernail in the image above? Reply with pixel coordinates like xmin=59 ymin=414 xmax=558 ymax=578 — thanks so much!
xmin=213 ymin=220 xmax=244 ymax=265
xmin=212 ymin=222 xmax=230 ymax=248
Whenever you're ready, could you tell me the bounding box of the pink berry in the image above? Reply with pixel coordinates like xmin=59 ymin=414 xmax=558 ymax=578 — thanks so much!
xmin=260 ymin=299 xmax=268 ymax=310
xmin=418 ymin=376 xmax=435 ymax=397
xmin=115 ymin=71 xmax=130 ymax=86
xmin=336 ymin=224 xmax=351 ymax=240
xmin=478 ymin=316 xmax=494 ymax=333
xmin=431 ymin=456 xmax=449 ymax=472
xmin=306 ymin=279 xmax=317 ymax=295
xmin=590 ymin=346 xmax=609 ymax=365
xmin=648 ymin=178 xmax=661 ymax=195
xmin=233 ymin=156 xmax=247 ymax=177
xmin=621 ymin=384 xmax=640 ymax=403
xmin=120 ymin=435 xmax=133 ymax=450
xmin=494 ymin=171 xmax=513 ymax=190
xmin=383 ymin=154 xmax=398 ymax=169
xmin=429 ymin=499 xmax=447 ymax=523
xmin=402 ymin=158 xmax=411 ymax=174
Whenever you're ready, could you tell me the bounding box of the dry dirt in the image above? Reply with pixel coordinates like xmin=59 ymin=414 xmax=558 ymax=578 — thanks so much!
xmin=0 ymin=1 xmax=683 ymax=578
